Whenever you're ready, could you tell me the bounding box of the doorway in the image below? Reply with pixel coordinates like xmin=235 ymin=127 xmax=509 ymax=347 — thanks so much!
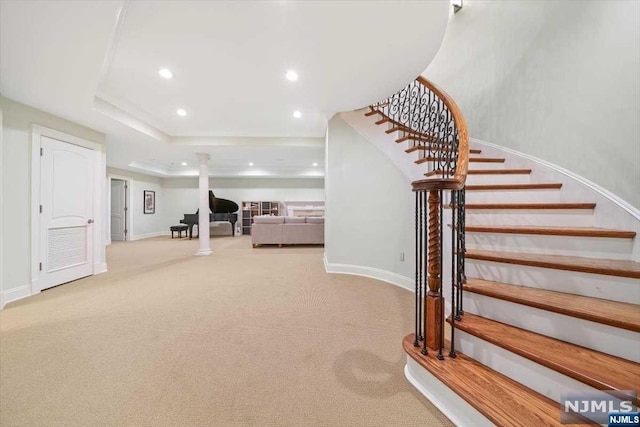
xmin=31 ymin=126 xmax=104 ymax=294
xmin=110 ymin=179 xmax=128 ymax=242
xmin=36 ymin=135 xmax=97 ymax=291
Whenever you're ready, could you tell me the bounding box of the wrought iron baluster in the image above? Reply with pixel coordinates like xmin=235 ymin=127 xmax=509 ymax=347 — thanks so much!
xmin=419 ymin=190 xmax=425 ymax=342
xmin=421 ymin=191 xmax=428 ymax=355
xmin=458 ymin=188 xmax=466 ymax=317
xmin=414 ymin=191 xmax=420 ymax=347
xmin=449 ymin=189 xmax=458 ymax=358
xmin=437 ymin=189 xmax=444 ymax=360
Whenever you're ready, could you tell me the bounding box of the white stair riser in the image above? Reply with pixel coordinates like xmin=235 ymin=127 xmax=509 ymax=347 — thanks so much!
xmin=454 ymin=329 xmax=597 ymax=403
xmin=466 ymin=260 xmax=639 ymax=303
xmin=465 ymin=173 xmax=532 ymax=185
xmin=405 ymin=150 xmax=421 ymax=164
xmin=405 ymin=357 xmax=495 ymax=427
xmin=466 ymin=233 xmax=633 ymax=260
xmin=468 ymin=161 xmax=508 ymax=170
xmin=466 ymin=210 xmax=595 ymax=227
xmin=465 ymin=189 xmax=562 ymax=204
xmin=462 ymin=292 xmax=640 ymax=362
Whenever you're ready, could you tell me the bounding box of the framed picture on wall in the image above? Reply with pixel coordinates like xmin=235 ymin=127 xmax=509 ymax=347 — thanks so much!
xmin=144 ymin=190 xmax=155 ymax=214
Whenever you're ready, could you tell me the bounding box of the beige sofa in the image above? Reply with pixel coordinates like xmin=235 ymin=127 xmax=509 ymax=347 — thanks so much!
xmin=252 ymin=216 xmax=324 ymax=247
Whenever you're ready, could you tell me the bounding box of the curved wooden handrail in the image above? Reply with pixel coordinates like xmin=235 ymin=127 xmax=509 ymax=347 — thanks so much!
xmin=412 ymin=76 xmax=469 ymax=192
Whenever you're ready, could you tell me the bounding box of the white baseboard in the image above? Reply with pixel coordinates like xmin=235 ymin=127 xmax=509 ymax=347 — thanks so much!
xmin=95 ymin=262 xmax=108 ymax=275
xmin=130 ymin=231 xmax=170 ymax=241
xmin=323 ymin=254 xmax=414 ymax=292
xmin=0 ymin=284 xmax=31 ymax=310
xmin=1 ymin=262 xmax=108 ymax=310
xmin=405 ymin=357 xmax=494 ymax=427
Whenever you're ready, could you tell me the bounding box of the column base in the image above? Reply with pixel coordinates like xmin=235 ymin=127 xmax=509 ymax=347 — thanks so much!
xmin=195 ymin=249 xmax=212 ymax=256
xmin=426 ymin=293 xmax=443 ymax=350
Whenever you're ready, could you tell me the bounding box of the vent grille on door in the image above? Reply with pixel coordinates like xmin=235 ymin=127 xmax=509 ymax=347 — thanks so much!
xmin=47 ymin=227 xmax=87 ymax=272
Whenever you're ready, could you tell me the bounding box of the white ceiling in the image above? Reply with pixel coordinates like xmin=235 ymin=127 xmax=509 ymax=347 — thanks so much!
xmin=1 ymin=0 xmax=450 ymax=178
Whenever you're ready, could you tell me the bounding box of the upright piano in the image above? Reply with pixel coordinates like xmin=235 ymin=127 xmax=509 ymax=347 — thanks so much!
xmin=180 ymin=191 xmax=239 ymax=239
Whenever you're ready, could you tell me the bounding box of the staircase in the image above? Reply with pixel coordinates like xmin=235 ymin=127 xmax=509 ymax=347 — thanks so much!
xmin=356 ymin=77 xmax=640 ymax=427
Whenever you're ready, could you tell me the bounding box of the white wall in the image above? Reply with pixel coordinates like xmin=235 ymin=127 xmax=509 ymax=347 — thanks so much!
xmin=0 ymin=98 xmax=4 ymax=305
xmin=324 ymin=115 xmax=415 ymax=287
xmin=424 ymin=0 xmax=640 ymax=208
xmin=162 ymin=177 xmax=324 ymax=226
xmin=106 ymin=167 xmax=167 ymax=240
xmin=1 ymin=96 xmax=106 ymax=302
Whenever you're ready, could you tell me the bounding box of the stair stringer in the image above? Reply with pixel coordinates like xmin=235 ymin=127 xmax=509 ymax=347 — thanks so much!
xmin=340 ymin=109 xmax=426 ymax=182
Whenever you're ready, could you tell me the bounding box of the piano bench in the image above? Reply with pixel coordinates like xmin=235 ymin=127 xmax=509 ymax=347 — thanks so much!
xmin=170 ymin=225 xmax=189 ymax=239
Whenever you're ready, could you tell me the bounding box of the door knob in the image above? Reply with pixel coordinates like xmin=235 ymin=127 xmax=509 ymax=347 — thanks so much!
xmin=87 ymin=219 xmax=94 ymax=224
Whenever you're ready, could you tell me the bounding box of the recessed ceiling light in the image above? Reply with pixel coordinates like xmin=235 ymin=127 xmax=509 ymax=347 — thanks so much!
xmin=159 ymin=68 xmax=174 ymax=79
xmin=313 ymin=162 xmax=318 ymax=167
xmin=285 ymin=70 xmax=298 ymax=82
xmin=176 ymin=108 xmax=187 ymax=117
xmin=181 ymin=162 xmax=187 ymax=166
xmin=249 ymin=162 xmax=254 ymax=166
xmin=293 ymin=110 xmax=302 ymax=118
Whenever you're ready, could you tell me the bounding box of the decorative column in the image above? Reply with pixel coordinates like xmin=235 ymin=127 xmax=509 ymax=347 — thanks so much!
xmin=195 ymin=153 xmax=212 ymax=256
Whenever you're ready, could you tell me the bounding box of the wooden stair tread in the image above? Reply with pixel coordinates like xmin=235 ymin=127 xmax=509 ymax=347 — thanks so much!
xmin=396 ymin=135 xmax=438 ymax=144
xmin=449 ymin=313 xmax=640 ymax=394
xmin=465 ymin=225 xmax=636 ymax=238
xmin=386 ymin=126 xmax=414 ymax=134
xmin=424 ymin=170 xmax=453 ymax=178
xmin=375 ymin=117 xmax=390 ymax=125
xmin=464 ymin=278 xmax=640 ymax=332
xmin=460 ymin=202 xmax=596 ymax=210
xmin=403 ymin=334 xmax=586 ymax=427
xmin=364 ymin=110 xmax=380 ymax=117
xmin=405 ymin=145 xmax=424 ymax=153
xmin=466 ymin=249 xmax=640 ymax=279
xmin=406 ymin=145 xmax=481 ymax=154
xmin=467 ymin=157 xmax=505 ymax=163
xmin=466 ymin=183 xmax=562 ymax=191
xmin=416 ymin=157 xmax=504 ymax=165
xmin=468 ymin=169 xmax=532 ymax=175
xmin=396 ymin=135 xmax=440 ymax=145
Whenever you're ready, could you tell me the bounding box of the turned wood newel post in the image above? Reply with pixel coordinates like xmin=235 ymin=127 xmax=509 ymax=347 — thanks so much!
xmin=426 ymin=190 xmax=442 ymax=350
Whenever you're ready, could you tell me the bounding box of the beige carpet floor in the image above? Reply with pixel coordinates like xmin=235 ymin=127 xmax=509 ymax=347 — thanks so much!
xmin=0 ymin=236 xmax=453 ymax=427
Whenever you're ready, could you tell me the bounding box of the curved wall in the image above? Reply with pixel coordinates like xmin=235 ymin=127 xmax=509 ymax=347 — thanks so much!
xmin=424 ymin=0 xmax=640 ymax=208
xmin=324 ymin=115 xmax=414 ymax=289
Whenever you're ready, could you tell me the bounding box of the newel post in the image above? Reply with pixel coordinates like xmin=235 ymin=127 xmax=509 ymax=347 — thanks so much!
xmin=426 ymin=190 xmax=442 ymax=353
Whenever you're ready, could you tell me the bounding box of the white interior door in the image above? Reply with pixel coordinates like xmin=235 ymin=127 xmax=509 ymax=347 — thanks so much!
xmin=110 ymin=179 xmax=126 ymax=241
xmin=39 ymin=136 xmax=94 ymax=290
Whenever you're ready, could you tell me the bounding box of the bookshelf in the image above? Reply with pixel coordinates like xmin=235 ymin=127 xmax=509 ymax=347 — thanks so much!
xmin=241 ymin=201 xmax=279 ymax=235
